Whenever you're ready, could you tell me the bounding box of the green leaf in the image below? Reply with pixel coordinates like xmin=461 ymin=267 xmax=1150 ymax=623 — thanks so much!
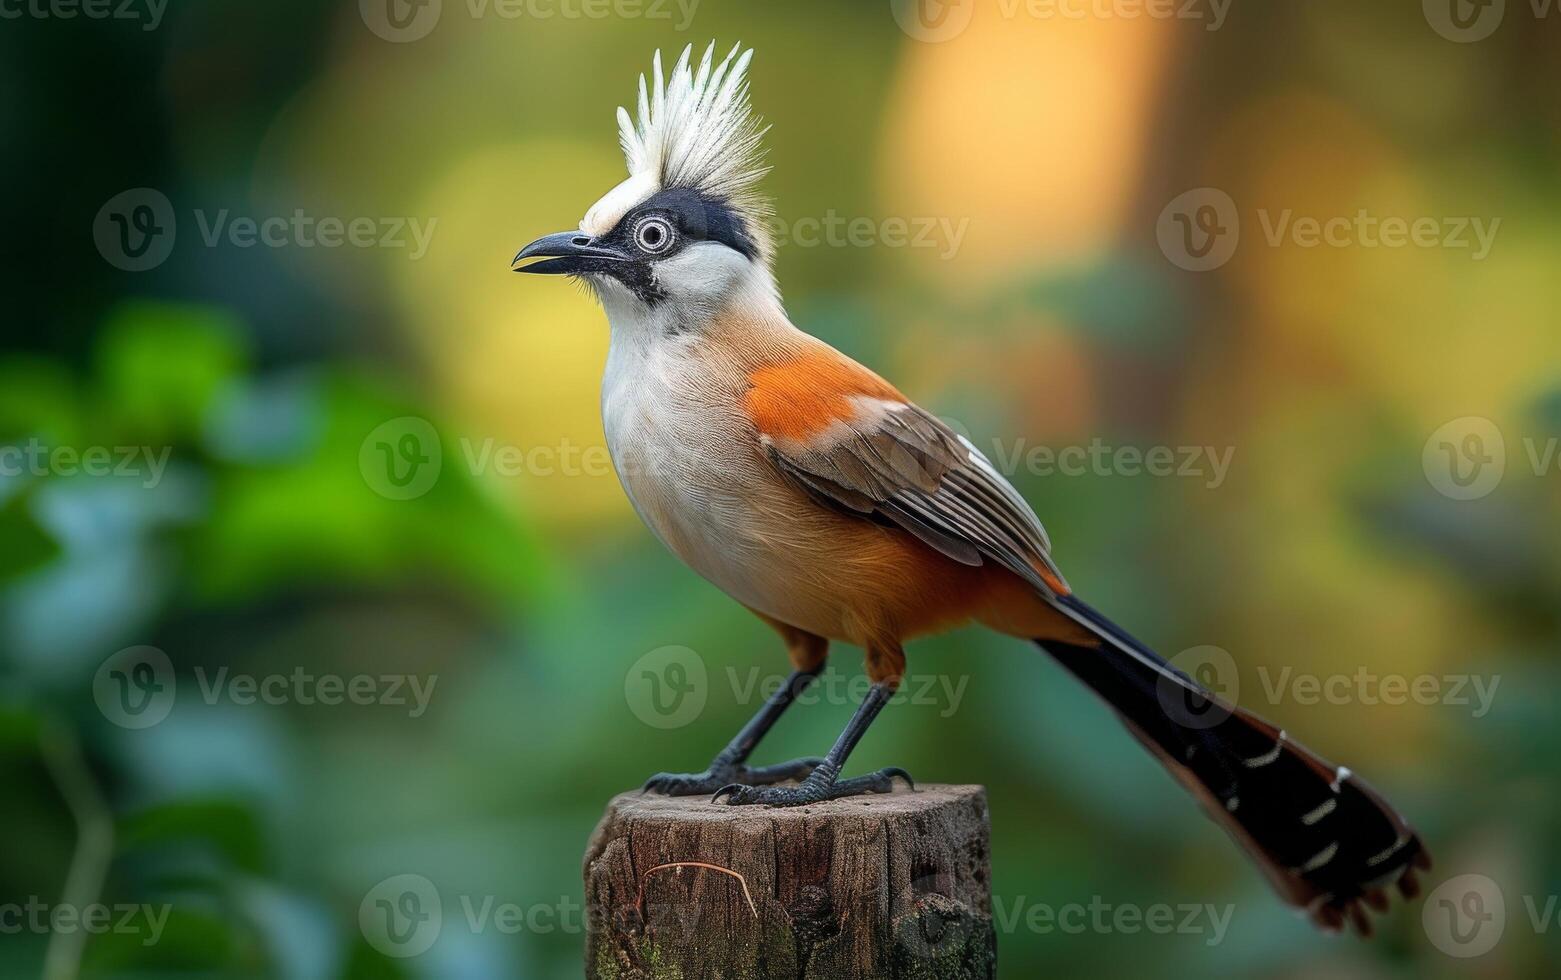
xmin=340 ymin=933 xmax=416 ymax=980
xmin=93 ymin=301 xmax=249 ymax=446
xmin=0 ymin=355 xmax=80 ymax=445
xmin=0 ymin=491 xmax=60 ymax=584
xmin=80 ymin=904 xmax=245 ymax=974
xmin=0 ymin=703 xmax=42 ymax=750
xmin=188 ymin=370 xmax=552 ymax=607
xmin=119 ymin=798 xmax=269 ymax=875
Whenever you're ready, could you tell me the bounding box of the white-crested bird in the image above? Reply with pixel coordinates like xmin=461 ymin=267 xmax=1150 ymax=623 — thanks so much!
xmin=513 ymin=43 xmax=1429 ymax=934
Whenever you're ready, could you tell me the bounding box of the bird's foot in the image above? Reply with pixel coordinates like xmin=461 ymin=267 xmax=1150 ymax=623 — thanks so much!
xmin=642 ymin=757 xmax=825 ymax=797
xmin=712 ymin=765 xmax=913 ymax=807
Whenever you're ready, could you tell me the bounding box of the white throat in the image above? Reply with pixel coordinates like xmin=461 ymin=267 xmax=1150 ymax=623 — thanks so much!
xmin=593 ymin=247 xmax=782 ymax=345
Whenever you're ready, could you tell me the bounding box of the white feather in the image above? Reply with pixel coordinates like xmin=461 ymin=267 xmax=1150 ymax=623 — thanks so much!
xmin=582 ymin=43 xmax=772 ymax=258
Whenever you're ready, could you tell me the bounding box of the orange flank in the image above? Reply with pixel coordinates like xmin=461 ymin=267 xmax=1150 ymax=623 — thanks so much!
xmin=742 ymin=348 xmax=905 ymax=442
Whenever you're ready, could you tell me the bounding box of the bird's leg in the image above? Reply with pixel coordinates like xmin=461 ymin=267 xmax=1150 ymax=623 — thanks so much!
xmin=642 ymin=668 xmax=826 ymax=796
xmin=713 ymin=645 xmax=914 ymax=807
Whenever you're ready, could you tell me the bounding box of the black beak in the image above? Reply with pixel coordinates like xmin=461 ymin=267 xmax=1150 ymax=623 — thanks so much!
xmin=512 ymin=231 xmax=628 ymax=275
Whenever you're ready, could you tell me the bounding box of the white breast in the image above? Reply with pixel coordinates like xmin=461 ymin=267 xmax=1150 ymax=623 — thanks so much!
xmin=603 ymin=333 xmax=751 ymax=563
xmin=600 ymin=322 xmax=836 ymax=631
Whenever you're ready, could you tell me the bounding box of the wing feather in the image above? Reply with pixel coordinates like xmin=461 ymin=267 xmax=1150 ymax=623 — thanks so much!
xmin=758 ymin=399 xmax=1066 ymax=594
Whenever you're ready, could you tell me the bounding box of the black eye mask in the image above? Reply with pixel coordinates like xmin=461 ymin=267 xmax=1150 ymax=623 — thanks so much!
xmin=610 ymin=187 xmax=760 ymax=261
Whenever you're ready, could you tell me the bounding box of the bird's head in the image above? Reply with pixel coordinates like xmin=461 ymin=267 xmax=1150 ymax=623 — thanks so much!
xmin=513 ymin=43 xmax=776 ymax=324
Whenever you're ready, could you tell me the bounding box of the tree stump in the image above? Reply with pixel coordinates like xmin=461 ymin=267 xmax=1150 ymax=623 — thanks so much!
xmin=583 ymin=784 xmax=994 ymax=980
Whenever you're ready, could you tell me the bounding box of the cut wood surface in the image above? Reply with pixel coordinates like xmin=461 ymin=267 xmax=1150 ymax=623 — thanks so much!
xmin=583 ymin=784 xmax=995 ymax=979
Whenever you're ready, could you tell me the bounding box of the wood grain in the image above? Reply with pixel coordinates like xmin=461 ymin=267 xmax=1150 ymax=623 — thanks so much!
xmin=583 ymin=785 xmax=995 ymax=979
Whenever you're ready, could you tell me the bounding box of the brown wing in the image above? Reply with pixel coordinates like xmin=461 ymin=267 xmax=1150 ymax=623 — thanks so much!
xmin=757 ymin=397 xmax=1068 ymax=596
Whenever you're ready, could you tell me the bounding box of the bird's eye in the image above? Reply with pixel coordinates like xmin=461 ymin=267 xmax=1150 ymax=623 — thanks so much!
xmin=633 ymin=216 xmax=676 ymax=255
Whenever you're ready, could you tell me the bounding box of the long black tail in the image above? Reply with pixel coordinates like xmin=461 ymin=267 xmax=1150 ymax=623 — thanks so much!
xmin=1038 ymin=594 xmax=1430 ymax=934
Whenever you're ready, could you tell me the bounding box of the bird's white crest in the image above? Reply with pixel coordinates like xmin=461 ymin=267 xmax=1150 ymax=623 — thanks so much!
xmin=581 ymin=43 xmax=772 ymax=259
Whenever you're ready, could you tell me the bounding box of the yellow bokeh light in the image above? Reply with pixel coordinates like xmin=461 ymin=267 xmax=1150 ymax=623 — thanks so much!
xmin=877 ymin=12 xmax=1172 ymax=281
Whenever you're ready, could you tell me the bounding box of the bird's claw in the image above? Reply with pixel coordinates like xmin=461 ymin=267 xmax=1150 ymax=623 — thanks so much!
xmin=642 ymin=771 xmax=725 ymax=796
xmin=711 ymin=766 xmax=914 ymax=807
xmin=643 ymin=756 xmax=826 ymax=797
xmin=711 ymin=783 xmax=746 ymax=804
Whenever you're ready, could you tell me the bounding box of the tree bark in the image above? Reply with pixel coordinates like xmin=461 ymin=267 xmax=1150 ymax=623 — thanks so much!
xmin=583 ymin=784 xmax=994 ymax=980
